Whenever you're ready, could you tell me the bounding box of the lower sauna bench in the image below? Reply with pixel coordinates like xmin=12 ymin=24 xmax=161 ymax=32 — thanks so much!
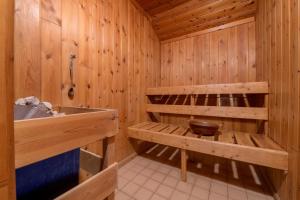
xmin=14 ymin=107 xmax=119 ymax=200
xmin=128 ymin=122 xmax=288 ymax=181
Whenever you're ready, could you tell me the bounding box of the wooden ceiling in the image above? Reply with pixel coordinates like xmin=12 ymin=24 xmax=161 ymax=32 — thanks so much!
xmin=136 ymin=0 xmax=257 ymax=40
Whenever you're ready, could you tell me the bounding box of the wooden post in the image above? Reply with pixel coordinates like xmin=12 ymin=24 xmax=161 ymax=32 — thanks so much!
xmin=243 ymin=94 xmax=250 ymax=107
xmin=229 ymin=94 xmax=234 ymax=107
xmin=102 ymin=136 xmax=116 ymax=200
xmin=0 ymin=0 xmax=15 ymax=199
xmin=190 ymin=95 xmax=195 ymax=119
xmin=181 ymin=149 xmax=187 ymax=182
xmin=189 ymin=95 xmax=195 ymax=164
xmin=204 ymin=94 xmax=209 ymax=106
xmin=103 ymin=136 xmax=116 ymax=168
xmin=217 ymin=94 xmax=221 ymax=106
xmin=264 ymin=94 xmax=269 ymax=135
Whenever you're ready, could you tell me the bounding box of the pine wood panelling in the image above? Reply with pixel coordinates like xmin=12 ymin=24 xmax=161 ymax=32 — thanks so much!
xmin=0 ymin=0 xmax=15 ymax=198
xmin=136 ymin=0 xmax=257 ymax=40
xmin=61 ymin=0 xmax=79 ymax=106
xmin=135 ymin=0 xmax=187 ymax=16
xmin=160 ymin=20 xmax=257 ymax=133
xmin=41 ymin=20 xmax=62 ymax=105
xmin=14 ymin=0 xmax=41 ymax=99
xmin=14 ymin=0 xmax=160 ymax=162
xmin=161 ymin=21 xmax=256 ymax=86
xmin=41 ymin=0 xmax=61 ymax=25
xmin=256 ymin=0 xmax=300 ymax=199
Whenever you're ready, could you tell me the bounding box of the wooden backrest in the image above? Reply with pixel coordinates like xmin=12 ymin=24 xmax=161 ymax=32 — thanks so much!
xmin=146 ymin=82 xmax=269 ymax=120
xmin=147 ymin=82 xmax=268 ymax=95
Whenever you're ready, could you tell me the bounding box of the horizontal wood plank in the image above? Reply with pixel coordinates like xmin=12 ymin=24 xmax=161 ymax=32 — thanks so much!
xmin=128 ymin=127 xmax=288 ymax=170
xmin=147 ymin=82 xmax=268 ymax=95
xmin=146 ymin=104 xmax=268 ymax=120
xmin=234 ymin=132 xmax=255 ymax=146
xmin=218 ymin=132 xmax=235 ymax=144
xmin=251 ymin=134 xmax=283 ymax=151
xmin=15 ymin=109 xmax=118 ymax=168
xmin=56 ymin=163 xmax=117 ymax=200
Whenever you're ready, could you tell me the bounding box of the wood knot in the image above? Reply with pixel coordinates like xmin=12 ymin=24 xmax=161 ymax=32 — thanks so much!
xmin=46 ymin=54 xmax=52 ymax=59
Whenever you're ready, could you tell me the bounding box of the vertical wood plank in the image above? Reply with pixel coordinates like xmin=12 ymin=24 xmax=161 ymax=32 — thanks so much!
xmin=0 ymin=0 xmax=15 ymax=198
xmin=15 ymin=0 xmax=41 ymax=99
xmin=228 ymin=26 xmax=238 ymax=83
xmin=41 ymin=0 xmax=61 ymax=25
xmin=256 ymin=0 xmax=300 ymax=199
xmin=237 ymin=24 xmax=249 ymax=82
xmin=248 ymin=22 xmax=256 ymax=82
xmin=41 ymin=20 xmax=62 ymax=105
xmin=61 ymin=0 xmax=79 ymax=106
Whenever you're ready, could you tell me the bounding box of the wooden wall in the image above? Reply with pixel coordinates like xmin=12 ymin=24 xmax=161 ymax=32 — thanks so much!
xmin=256 ymin=0 xmax=300 ymax=199
xmin=14 ymin=0 xmax=160 ymax=161
xmin=0 ymin=0 xmax=15 ymax=199
xmin=160 ymin=19 xmax=257 ymax=132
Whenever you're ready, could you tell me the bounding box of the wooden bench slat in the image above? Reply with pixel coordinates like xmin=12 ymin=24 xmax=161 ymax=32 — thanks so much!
xmin=218 ymin=132 xmax=235 ymax=144
xmin=143 ymin=122 xmax=160 ymax=130
xmin=150 ymin=124 xmax=170 ymax=132
xmin=130 ymin=122 xmax=152 ymax=129
xmin=160 ymin=125 xmax=179 ymax=134
xmin=251 ymin=134 xmax=283 ymax=150
xmin=235 ymin=132 xmax=255 ymax=146
xmin=172 ymin=128 xmax=189 ymax=136
xmin=185 ymin=130 xmax=198 ymax=138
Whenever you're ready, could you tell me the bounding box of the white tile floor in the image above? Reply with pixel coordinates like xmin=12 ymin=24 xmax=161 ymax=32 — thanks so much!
xmin=116 ymin=156 xmax=274 ymax=200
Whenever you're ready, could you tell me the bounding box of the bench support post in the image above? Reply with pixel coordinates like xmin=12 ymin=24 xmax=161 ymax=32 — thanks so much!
xmin=181 ymin=149 xmax=187 ymax=182
xmin=103 ymin=136 xmax=116 ymax=200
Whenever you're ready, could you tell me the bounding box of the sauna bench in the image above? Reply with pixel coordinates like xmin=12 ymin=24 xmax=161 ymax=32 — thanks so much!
xmin=128 ymin=122 xmax=288 ymax=172
xmin=14 ymin=107 xmax=118 ymax=200
xmin=129 ymin=82 xmax=288 ymax=182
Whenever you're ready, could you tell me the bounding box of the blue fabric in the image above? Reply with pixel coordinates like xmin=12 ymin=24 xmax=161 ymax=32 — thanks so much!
xmin=16 ymin=149 xmax=80 ymax=200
